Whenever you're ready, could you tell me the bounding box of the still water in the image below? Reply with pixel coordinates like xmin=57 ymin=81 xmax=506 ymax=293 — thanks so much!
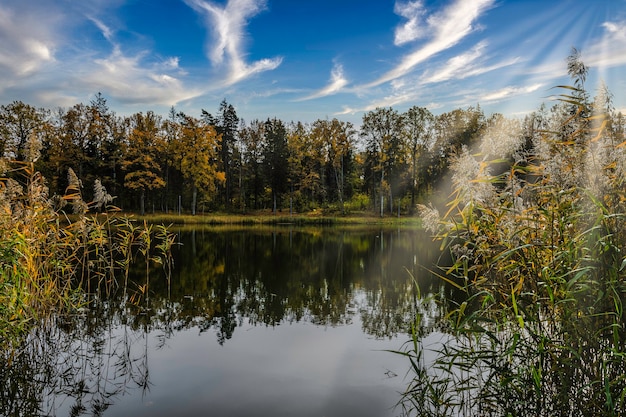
xmin=4 ymin=225 xmax=447 ymax=417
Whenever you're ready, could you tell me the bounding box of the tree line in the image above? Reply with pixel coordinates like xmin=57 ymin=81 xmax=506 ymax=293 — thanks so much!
xmin=0 ymin=83 xmax=623 ymax=216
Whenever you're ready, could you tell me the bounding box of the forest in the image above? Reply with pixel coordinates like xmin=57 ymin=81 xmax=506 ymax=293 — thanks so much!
xmin=0 ymin=92 xmax=520 ymax=217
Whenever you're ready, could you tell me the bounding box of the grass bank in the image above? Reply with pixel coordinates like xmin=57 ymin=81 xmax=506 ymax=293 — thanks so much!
xmin=122 ymin=210 xmax=423 ymax=228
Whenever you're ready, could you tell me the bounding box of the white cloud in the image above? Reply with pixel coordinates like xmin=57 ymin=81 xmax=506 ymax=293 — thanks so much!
xmin=84 ymin=46 xmax=202 ymax=105
xmin=364 ymin=0 xmax=495 ymax=88
xmin=481 ymin=83 xmax=543 ymax=102
xmin=602 ymin=21 xmax=626 ymax=41
xmin=420 ymin=42 xmax=520 ymax=84
xmin=298 ymin=63 xmax=348 ymax=101
xmin=88 ymin=16 xmax=114 ymax=42
xmin=0 ymin=5 xmax=57 ymax=77
xmin=394 ymin=0 xmax=426 ymax=45
xmin=184 ymin=0 xmax=282 ymax=85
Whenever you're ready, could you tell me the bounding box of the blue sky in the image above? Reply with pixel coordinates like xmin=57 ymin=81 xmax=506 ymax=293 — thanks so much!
xmin=1 ymin=0 xmax=625 ymax=124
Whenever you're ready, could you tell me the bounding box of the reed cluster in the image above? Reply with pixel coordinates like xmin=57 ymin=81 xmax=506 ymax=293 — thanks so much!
xmin=0 ymin=161 xmax=175 ymax=349
xmin=402 ymin=55 xmax=626 ymax=416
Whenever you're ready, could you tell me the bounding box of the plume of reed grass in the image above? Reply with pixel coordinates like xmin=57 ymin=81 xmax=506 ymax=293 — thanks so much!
xmin=0 ymin=161 xmax=175 ymax=349
xmin=403 ymin=63 xmax=626 ymax=416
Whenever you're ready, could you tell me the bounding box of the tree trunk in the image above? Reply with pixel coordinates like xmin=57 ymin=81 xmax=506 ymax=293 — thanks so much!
xmin=191 ymin=182 xmax=197 ymax=216
xmin=273 ymin=192 xmax=277 ymax=214
xmin=140 ymin=189 xmax=145 ymax=216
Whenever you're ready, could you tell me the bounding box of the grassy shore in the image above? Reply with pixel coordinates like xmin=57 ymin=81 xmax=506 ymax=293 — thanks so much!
xmin=102 ymin=209 xmax=424 ymax=228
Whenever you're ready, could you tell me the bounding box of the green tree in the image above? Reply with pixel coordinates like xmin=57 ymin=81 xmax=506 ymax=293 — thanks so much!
xmin=56 ymin=104 xmax=91 ymax=189
xmin=203 ymin=99 xmax=240 ymax=209
xmin=427 ymin=106 xmax=484 ymax=203
xmin=87 ymin=93 xmax=119 ymax=195
xmin=311 ymin=118 xmax=356 ymax=214
xmin=160 ymin=107 xmax=183 ymax=213
xmin=286 ymin=121 xmax=322 ymax=211
xmin=361 ymin=107 xmax=405 ymax=216
xmin=263 ymin=118 xmax=289 ymax=213
xmin=239 ymin=119 xmax=266 ymax=210
xmin=402 ymin=106 xmax=434 ymax=211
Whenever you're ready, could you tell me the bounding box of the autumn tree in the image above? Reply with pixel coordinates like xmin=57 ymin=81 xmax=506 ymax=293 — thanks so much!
xmin=122 ymin=111 xmax=166 ymax=215
xmin=0 ymin=101 xmax=49 ymax=161
xmin=176 ymin=113 xmax=223 ymax=215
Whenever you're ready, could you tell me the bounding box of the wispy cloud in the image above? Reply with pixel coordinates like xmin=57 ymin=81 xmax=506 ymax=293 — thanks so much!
xmin=0 ymin=5 xmax=56 ymax=77
xmin=481 ymin=83 xmax=543 ymax=102
xmin=585 ymin=20 xmax=626 ymax=68
xmin=75 ymin=19 xmax=201 ymax=106
xmin=184 ymin=0 xmax=282 ymax=85
xmin=419 ymin=41 xmax=487 ymax=84
xmin=363 ymin=0 xmax=495 ymax=88
xmin=83 ymin=45 xmax=202 ymax=105
xmin=602 ymin=21 xmax=626 ymax=41
xmin=87 ymin=16 xmax=114 ymax=42
xmin=394 ymin=1 xmax=426 ymax=45
xmin=297 ymin=62 xmax=348 ymax=101
xmin=420 ymin=41 xmax=520 ymax=84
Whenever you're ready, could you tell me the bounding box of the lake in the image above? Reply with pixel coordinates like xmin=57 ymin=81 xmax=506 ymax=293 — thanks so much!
xmin=2 ymin=225 xmax=449 ymax=417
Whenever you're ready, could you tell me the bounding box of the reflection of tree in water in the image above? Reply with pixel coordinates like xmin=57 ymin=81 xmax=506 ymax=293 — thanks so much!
xmin=357 ymin=230 xmax=453 ymax=339
xmin=0 ymin=226 xmax=450 ymax=415
xmin=1 ymin=303 xmax=154 ymax=417
xmin=164 ymin=227 xmax=448 ymax=341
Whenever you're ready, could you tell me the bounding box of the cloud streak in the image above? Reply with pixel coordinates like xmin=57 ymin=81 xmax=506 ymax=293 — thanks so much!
xmin=420 ymin=42 xmax=520 ymax=84
xmin=184 ymin=0 xmax=282 ymax=85
xmin=481 ymin=83 xmax=543 ymax=102
xmin=297 ymin=63 xmax=348 ymax=101
xmin=394 ymin=1 xmax=426 ymax=45
xmin=363 ymin=0 xmax=495 ymax=88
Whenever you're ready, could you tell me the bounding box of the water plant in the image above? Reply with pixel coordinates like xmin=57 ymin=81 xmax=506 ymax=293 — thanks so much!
xmin=401 ymin=52 xmax=626 ymax=416
xmin=0 ymin=160 xmax=175 ymax=350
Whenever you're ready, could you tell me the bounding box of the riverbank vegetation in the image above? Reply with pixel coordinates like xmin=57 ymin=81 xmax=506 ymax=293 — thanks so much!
xmin=397 ymin=51 xmax=626 ymax=416
xmin=0 ymin=161 xmax=175 ymax=350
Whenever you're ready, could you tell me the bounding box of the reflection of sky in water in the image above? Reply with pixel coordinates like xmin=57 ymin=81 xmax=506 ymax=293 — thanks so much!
xmin=61 ymin=316 xmax=410 ymax=417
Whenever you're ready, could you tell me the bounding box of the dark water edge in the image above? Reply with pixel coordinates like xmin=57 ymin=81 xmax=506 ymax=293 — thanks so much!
xmin=2 ymin=226 xmax=451 ymax=417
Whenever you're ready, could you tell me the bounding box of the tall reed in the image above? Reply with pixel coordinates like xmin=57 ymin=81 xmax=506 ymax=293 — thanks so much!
xmin=402 ymin=61 xmax=626 ymax=416
xmin=0 ymin=161 xmax=175 ymax=349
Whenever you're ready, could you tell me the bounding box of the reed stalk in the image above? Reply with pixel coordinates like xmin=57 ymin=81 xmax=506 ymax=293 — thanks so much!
xmin=403 ymin=65 xmax=626 ymax=416
xmin=0 ymin=161 xmax=175 ymax=349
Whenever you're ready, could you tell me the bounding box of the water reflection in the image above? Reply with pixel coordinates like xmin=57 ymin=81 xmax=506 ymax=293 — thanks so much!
xmin=1 ymin=226 xmax=451 ymax=417
xmin=164 ymin=226 xmax=447 ymax=341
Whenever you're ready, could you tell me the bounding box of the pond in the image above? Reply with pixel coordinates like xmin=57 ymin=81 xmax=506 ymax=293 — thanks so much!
xmin=2 ymin=225 xmax=451 ymax=417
